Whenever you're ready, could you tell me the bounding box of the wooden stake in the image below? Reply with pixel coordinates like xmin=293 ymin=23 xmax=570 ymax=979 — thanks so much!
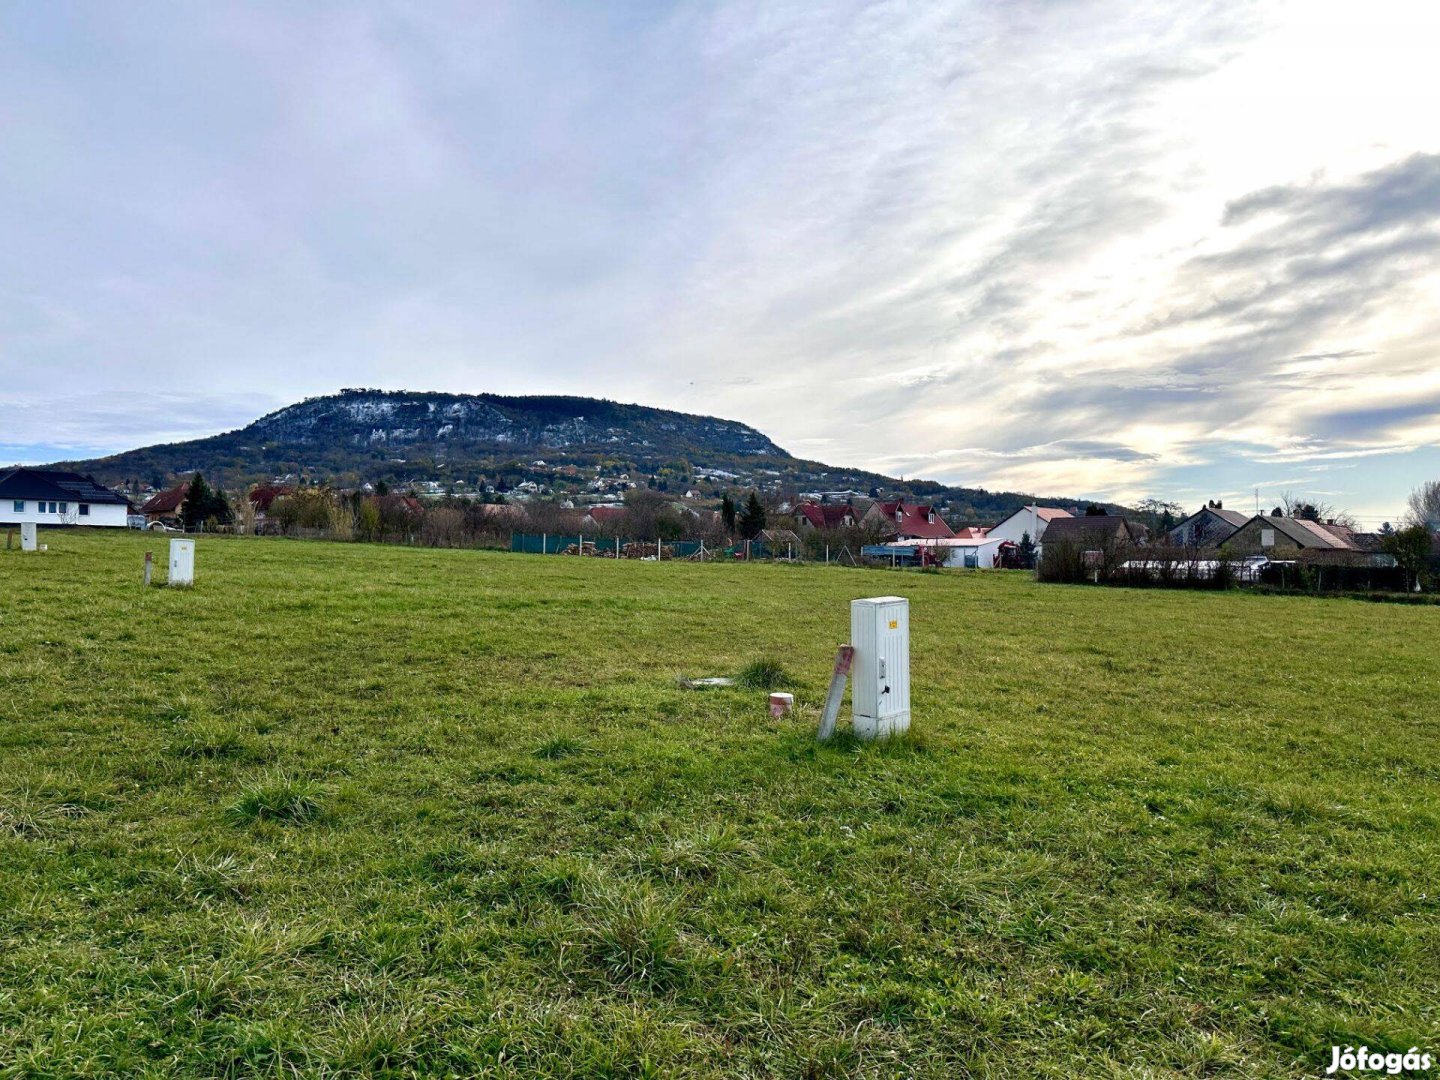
xmin=817 ymin=644 xmax=855 ymax=742
xmin=143 ymin=550 xmax=152 ymax=588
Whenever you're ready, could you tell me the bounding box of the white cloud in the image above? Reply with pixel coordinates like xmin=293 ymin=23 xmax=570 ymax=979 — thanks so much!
xmin=1 ymin=0 xmax=1437 ymax=518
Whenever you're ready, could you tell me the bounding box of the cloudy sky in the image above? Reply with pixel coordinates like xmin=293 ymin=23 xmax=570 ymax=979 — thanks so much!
xmin=3 ymin=1 xmax=1438 ymax=522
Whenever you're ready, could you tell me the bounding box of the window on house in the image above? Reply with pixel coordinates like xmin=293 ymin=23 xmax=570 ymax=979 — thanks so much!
xmin=1261 ymin=529 xmax=1275 ymax=548
xmin=59 ymin=502 xmax=68 ymax=514
xmin=11 ymin=500 xmax=22 ymax=512
xmin=928 ymin=512 xmax=936 ymax=523
xmin=79 ymin=504 xmax=90 ymax=516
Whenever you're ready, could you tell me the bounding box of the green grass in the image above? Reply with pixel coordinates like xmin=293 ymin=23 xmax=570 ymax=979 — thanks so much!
xmin=1 ymin=530 xmax=1438 ymax=1078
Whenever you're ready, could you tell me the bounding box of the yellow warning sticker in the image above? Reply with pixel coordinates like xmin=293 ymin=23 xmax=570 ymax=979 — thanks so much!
xmin=888 ymin=620 xmax=898 ymax=629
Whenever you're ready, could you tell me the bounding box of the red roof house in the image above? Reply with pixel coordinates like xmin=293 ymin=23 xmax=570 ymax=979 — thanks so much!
xmin=862 ymin=500 xmax=955 ymax=540
xmin=794 ymin=502 xmax=858 ymax=530
xmin=139 ymin=483 xmax=188 ymax=523
xmin=582 ymin=505 xmax=628 ymax=529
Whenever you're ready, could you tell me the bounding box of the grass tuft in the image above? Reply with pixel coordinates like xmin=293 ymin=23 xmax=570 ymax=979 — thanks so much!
xmin=735 ymin=657 xmax=793 ymax=690
xmin=576 ymin=883 xmax=691 ymax=993
xmin=533 ymin=736 xmax=586 ymax=760
xmin=166 ymin=719 xmax=264 ymax=761
xmin=225 ymin=775 xmax=327 ymax=826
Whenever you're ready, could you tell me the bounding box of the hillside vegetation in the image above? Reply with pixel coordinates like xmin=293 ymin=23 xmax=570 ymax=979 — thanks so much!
xmin=2 ymin=533 xmax=1437 ymax=1078
xmin=53 ymin=388 xmax=1097 ymax=523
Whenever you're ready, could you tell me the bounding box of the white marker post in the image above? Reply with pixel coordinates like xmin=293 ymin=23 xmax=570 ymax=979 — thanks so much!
xmin=816 ymin=644 xmax=855 ymax=742
xmin=143 ymin=550 xmax=153 ymax=588
xmin=168 ymin=539 xmax=195 ymax=587
xmin=20 ymin=522 xmax=37 ymax=552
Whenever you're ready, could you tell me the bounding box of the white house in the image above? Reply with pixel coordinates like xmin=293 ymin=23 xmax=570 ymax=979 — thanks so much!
xmin=985 ymin=505 xmax=1072 ymax=554
xmin=0 ymin=468 xmax=132 ymax=528
xmin=882 ymin=536 xmax=1010 ymax=568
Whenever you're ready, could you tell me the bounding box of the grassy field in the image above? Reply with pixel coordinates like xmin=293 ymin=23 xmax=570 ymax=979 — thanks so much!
xmin=1 ymin=531 xmax=1438 ymax=1078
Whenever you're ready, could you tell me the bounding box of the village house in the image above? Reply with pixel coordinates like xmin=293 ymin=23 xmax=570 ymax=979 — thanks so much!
xmin=0 ymin=467 xmax=132 ymax=528
xmin=793 ymin=502 xmax=857 ymax=530
xmin=1222 ymin=514 xmax=1372 ymax=556
xmin=861 ymin=500 xmax=955 ymax=541
xmin=582 ymin=505 xmax=628 ymax=531
xmin=139 ymin=482 xmax=190 ymax=527
xmin=246 ymin=485 xmax=293 ymax=533
xmin=1167 ymin=504 xmax=1250 ymax=547
xmin=985 ymin=505 xmax=1072 ymax=552
xmin=1042 ymin=514 xmax=1149 ymax=550
xmin=882 ymin=535 xmax=1013 ymax=568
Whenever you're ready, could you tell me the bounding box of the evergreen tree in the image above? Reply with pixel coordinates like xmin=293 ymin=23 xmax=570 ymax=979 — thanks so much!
xmin=1018 ymin=531 xmax=1037 ymax=569
xmin=181 ymin=473 xmax=232 ymax=531
xmin=738 ymin=491 xmax=767 ymax=539
xmin=720 ymin=494 xmax=737 ymax=532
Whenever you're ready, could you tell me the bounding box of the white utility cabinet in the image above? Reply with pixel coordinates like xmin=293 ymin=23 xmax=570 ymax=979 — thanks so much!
xmin=168 ymin=539 xmax=195 ymax=586
xmin=851 ymin=596 xmax=910 ymax=739
xmin=20 ymin=522 xmax=37 ymax=552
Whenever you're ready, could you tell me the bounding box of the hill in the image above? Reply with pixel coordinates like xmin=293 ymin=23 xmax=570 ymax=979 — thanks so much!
xmin=54 ymin=388 xmax=1111 ymax=521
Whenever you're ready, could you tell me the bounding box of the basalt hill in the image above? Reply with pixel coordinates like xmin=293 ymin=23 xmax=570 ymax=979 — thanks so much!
xmin=59 ymin=390 xmax=786 ymax=487
xmin=54 ymin=388 xmax=1096 ymax=520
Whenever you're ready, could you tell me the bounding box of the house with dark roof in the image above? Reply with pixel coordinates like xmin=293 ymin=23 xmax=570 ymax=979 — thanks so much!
xmin=1223 ymin=514 xmax=1363 ymax=555
xmin=860 ymin=500 xmax=955 ymax=541
xmin=985 ymin=505 xmax=1073 ymax=552
xmin=1042 ymin=515 xmax=1150 ymax=549
xmin=1167 ymin=505 xmax=1249 ymax=548
xmin=140 ymin=483 xmax=189 ymax=526
xmin=0 ymin=468 xmax=132 ymax=527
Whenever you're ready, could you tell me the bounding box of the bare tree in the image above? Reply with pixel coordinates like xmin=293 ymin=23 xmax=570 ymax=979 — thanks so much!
xmin=1279 ymin=491 xmax=1356 ymax=528
xmin=1405 ymin=480 xmax=1440 ymax=532
xmin=234 ymin=490 xmax=258 ymax=535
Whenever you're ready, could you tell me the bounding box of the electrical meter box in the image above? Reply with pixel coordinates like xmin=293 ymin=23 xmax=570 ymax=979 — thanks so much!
xmin=168 ymin=539 xmax=195 ymax=587
xmin=20 ymin=522 xmax=37 ymax=552
xmin=851 ymin=596 xmax=910 ymax=739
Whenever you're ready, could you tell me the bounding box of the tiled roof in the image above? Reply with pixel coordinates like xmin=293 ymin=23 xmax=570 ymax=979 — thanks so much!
xmin=1260 ymin=516 xmax=1354 ymax=550
xmin=140 ymin=484 xmax=188 ymax=515
xmin=795 ymin=503 xmax=855 ymax=529
xmin=247 ymin=485 xmax=292 ymax=512
xmin=1044 ymin=515 xmax=1147 ymax=543
xmin=584 ymin=505 xmax=627 ymax=523
xmin=871 ymin=500 xmax=955 ymax=540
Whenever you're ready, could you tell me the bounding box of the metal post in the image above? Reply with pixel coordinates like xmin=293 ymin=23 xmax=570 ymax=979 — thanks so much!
xmin=542 ymin=532 xmax=547 ymax=555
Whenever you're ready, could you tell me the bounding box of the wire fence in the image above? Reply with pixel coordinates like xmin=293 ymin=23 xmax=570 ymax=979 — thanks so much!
xmin=510 ymin=533 xmax=824 ymax=561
